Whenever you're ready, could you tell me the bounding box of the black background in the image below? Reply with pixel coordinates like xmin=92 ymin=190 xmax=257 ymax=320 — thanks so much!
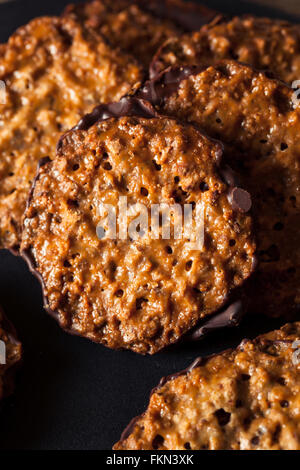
xmin=0 ymin=0 xmax=298 ymax=450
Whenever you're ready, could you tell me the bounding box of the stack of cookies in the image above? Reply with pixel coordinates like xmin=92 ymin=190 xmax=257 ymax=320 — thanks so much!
xmin=0 ymin=0 xmax=300 ymax=450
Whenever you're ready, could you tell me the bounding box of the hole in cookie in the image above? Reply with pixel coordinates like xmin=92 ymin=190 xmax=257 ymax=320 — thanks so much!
xmin=174 ymin=176 xmax=180 ymax=184
xmin=251 ymin=436 xmax=259 ymax=446
xmin=165 ymin=246 xmax=173 ymax=254
xmin=140 ymin=187 xmax=148 ymax=196
xmin=273 ymin=222 xmax=284 ymax=231
xmin=214 ymin=409 xmax=231 ymax=426
xmin=136 ymin=297 xmax=148 ymax=310
xmin=152 ymin=435 xmax=164 ymax=450
xmin=277 ymin=377 xmax=286 ymax=386
xmin=272 ymin=424 xmax=281 ymax=444
xmin=103 ymin=162 xmax=112 ymax=171
xmin=72 ymin=163 xmax=80 ymax=171
xmin=229 ymin=239 xmax=236 ymax=247
xmin=115 ymin=289 xmax=124 ymax=298
xmin=273 ymin=88 xmax=292 ymax=114
xmin=63 ymin=260 xmax=71 ymax=268
xmin=280 ymin=142 xmax=288 ymax=151
xmin=200 ymin=181 xmax=209 ymax=192
xmin=67 ymin=199 xmax=79 ymax=208
xmin=185 ymin=260 xmax=193 ymax=271
xmin=184 ymin=442 xmax=191 ymax=450
xmin=216 ymin=118 xmax=222 ymax=124
xmin=229 ymin=50 xmax=239 ymax=60
xmin=241 ymin=374 xmax=251 ymax=381
xmin=243 ymin=415 xmax=253 ymax=430
xmin=280 ymin=400 xmax=289 ymax=408
xmin=152 ymin=159 xmax=161 ymax=171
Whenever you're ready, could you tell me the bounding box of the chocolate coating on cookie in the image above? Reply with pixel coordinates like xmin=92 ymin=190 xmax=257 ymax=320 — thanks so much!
xmin=21 ymin=109 xmax=255 ymax=354
xmin=135 ymin=60 xmax=300 ymax=319
xmin=115 ymin=322 xmax=300 ymax=450
xmin=0 ymin=15 xmax=143 ymax=250
xmin=185 ymin=300 xmax=244 ymax=341
xmin=74 ymin=97 xmax=157 ymax=131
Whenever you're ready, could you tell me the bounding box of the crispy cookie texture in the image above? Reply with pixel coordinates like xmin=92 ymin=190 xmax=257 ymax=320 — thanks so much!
xmin=137 ymin=61 xmax=300 ymax=318
xmin=151 ymin=15 xmax=300 ymax=83
xmin=115 ymin=322 xmax=300 ymax=450
xmin=21 ymin=101 xmax=255 ymax=354
xmin=0 ymin=306 xmax=22 ymax=400
xmin=64 ymin=0 xmax=217 ymax=68
xmin=0 ymin=15 xmax=143 ymax=251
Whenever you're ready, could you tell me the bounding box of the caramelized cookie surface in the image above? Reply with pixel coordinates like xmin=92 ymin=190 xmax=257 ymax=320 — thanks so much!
xmin=115 ymin=322 xmax=300 ymax=450
xmin=151 ymin=15 xmax=300 ymax=83
xmin=137 ymin=61 xmax=300 ymax=318
xmin=64 ymin=0 xmax=217 ymax=68
xmin=21 ymin=103 xmax=255 ymax=354
xmin=0 ymin=15 xmax=143 ymax=250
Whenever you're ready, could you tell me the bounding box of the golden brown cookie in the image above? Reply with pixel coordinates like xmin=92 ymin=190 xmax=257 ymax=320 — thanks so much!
xmin=136 ymin=61 xmax=300 ymax=318
xmin=151 ymin=15 xmax=300 ymax=83
xmin=0 ymin=15 xmax=143 ymax=251
xmin=21 ymin=97 xmax=256 ymax=354
xmin=115 ymin=322 xmax=300 ymax=450
xmin=64 ymin=0 xmax=217 ymax=68
xmin=0 ymin=307 xmax=21 ymax=400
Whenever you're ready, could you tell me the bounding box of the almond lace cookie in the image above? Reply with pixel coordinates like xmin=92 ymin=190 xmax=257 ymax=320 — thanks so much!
xmin=64 ymin=0 xmax=217 ymax=68
xmin=0 ymin=15 xmax=143 ymax=251
xmin=151 ymin=15 xmax=300 ymax=83
xmin=136 ymin=61 xmax=300 ymax=318
xmin=114 ymin=322 xmax=300 ymax=450
xmin=0 ymin=306 xmax=21 ymax=400
xmin=21 ymin=97 xmax=255 ymax=354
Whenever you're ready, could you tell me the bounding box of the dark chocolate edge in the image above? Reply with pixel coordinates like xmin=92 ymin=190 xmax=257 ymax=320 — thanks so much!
xmin=148 ymin=13 xmax=225 ymax=79
xmin=56 ymin=96 xmax=158 ymax=153
xmin=182 ymin=299 xmax=244 ymax=342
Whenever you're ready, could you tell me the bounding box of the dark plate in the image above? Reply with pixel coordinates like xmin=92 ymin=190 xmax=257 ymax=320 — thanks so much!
xmin=0 ymin=0 xmax=297 ymax=450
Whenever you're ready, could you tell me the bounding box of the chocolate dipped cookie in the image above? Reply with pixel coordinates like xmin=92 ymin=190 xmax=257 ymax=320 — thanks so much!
xmin=151 ymin=15 xmax=300 ymax=83
xmin=115 ymin=322 xmax=300 ymax=450
xmin=136 ymin=61 xmax=300 ymax=318
xmin=21 ymin=97 xmax=256 ymax=354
